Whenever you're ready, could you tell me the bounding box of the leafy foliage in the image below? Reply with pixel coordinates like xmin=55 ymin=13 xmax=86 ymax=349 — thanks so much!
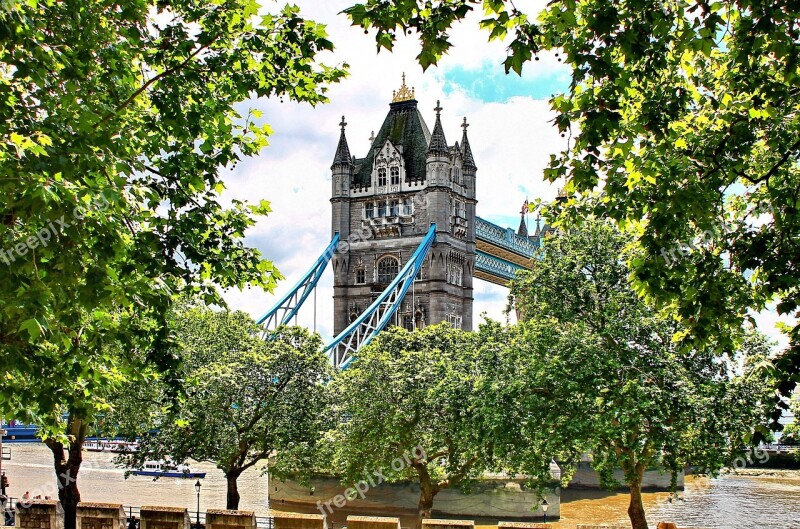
xmin=326 ymin=324 xmax=494 ymax=529
xmin=503 ymin=220 xmax=773 ymax=529
xmin=113 ymin=305 xmax=331 ymax=510
xmin=344 ymin=0 xmax=800 ymax=431
xmin=0 ymin=0 xmax=346 ymax=433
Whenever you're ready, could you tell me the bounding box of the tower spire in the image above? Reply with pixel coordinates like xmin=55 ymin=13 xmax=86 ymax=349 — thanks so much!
xmin=427 ymin=100 xmax=448 ymax=155
xmin=517 ymin=200 xmax=529 ymax=237
xmin=332 ymin=115 xmax=352 ymax=166
xmin=460 ymin=117 xmax=476 ymax=169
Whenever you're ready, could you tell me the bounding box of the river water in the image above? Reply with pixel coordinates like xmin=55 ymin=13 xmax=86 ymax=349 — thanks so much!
xmin=3 ymin=444 xmax=798 ymax=528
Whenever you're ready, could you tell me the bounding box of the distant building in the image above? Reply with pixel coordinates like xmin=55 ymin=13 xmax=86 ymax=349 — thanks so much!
xmin=331 ymin=76 xmax=476 ymax=334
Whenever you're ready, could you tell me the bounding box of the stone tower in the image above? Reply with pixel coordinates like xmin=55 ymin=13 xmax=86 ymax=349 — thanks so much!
xmin=331 ymin=76 xmax=477 ymax=335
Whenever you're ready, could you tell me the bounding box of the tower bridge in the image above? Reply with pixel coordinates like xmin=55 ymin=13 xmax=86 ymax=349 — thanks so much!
xmin=259 ymin=77 xmax=546 ymax=368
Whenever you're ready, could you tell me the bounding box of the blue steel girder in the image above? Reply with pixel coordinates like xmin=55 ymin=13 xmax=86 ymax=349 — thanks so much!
xmin=474 ymin=250 xmax=528 ymax=286
xmin=326 ymin=224 xmax=437 ymax=370
xmin=475 ymin=216 xmax=540 ymax=261
xmin=257 ymin=233 xmax=340 ymax=335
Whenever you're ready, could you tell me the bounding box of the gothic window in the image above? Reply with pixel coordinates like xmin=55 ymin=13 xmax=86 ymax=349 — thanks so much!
xmin=365 ymin=203 xmax=375 ymax=219
xmin=378 ymin=168 xmax=387 ymax=186
xmin=447 ymin=263 xmax=463 ymax=286
xmin=377 ymin=202 xmax=386 ymax=217
xmin=403 ymin=314 xmax=414 ymax=331
xmin=390 ymin=200 xmax=400 ymax=216
xmin=355 ymin=268 xmax=366 ymax=284
xmin=390 ymin=166 xmax=400 ymax=185
xmin=452 ymin=199 xmax=465 ymax=219
xmin=377 ymin=256 xmax=399 ymax=283
xmin=402 ymin=198 xmax=413 ymax=216
xmin=446 ymin=312 xmax=463 ymax=329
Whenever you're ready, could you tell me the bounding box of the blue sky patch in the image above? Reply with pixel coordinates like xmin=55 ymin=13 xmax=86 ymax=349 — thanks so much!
xmin=443 ymin=60 xmax=570 ymax=103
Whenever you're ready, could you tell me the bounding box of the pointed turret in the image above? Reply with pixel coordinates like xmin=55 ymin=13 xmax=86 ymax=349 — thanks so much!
xmin=332 ymin=115 xmax=352 ymax=168
xmin=517 ymin=212 xmax=528 ymax=237
xmin=460 ymin=117 xmax=476 ymax=170
xmin=427 ymin=101 xmax=449 ymax=156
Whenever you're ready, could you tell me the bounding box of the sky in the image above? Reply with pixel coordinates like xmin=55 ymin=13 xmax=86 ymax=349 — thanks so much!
xmin=219 ymin=0 xmax=793 ymax=350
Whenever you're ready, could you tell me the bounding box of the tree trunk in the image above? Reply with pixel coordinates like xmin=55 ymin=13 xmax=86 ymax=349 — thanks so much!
xmin=627 ymin=466 xmax=649 ymax=529
xmin=45 ymin=415 xmax=87 ymax=529
xmin=414 ymin=482 xmax=436 ymax=529
xmin=226 ymin=471 xmax=241 ymax=510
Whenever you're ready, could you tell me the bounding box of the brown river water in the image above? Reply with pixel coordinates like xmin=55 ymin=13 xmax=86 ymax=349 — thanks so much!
xmin=3 ymin=444 xmax=799 ymax=528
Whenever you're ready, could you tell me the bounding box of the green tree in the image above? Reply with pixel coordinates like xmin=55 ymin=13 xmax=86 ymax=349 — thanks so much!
xmin=113 ymin=306 xmax=331 ymax=510
xmin=499 ymin=221 xmax=773 ymax=529
xmin=344 ymin=0 xmax=800 ymax=431
xmin=327 ymin=325 xmax=494 ymax=529
xmin=1 ymin=0 xmax=343 ymax=524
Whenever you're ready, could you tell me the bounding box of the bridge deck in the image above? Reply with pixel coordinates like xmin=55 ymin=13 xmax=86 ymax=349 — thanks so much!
xmin=474 ymin=217 xmax=539 ymax=284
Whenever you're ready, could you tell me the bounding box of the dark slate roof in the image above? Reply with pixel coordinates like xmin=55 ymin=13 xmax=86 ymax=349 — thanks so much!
xmin=517 ymin=214 xmax=528 ymax=237
xmin=353 ymin=99 xmax=431 ymax=188
xmin=427 ymin=111 xmax=448 ymax=156
xmin=332 ymin=126 xmax=352 ymax=167
xmin=461 ymin=126 xmax=476 ymax=169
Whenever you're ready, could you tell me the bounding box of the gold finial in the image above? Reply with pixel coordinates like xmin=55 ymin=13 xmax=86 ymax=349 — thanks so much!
xmin=392 ymin=72 xmax=416 ymax=103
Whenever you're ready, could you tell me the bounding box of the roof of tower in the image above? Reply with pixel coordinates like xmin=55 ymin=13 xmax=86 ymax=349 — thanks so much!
xmin=352 ymin=97 xmax=431 ymax=187
xmin=332 ymin=115 xmax=352 ymax=167
xmin=517 ymin=212 xmax=528 ymax=237
xmin=460 ymin=117 xmax=476 ymax=169
xmin=427 ymin=100 xmax=448 ymax=156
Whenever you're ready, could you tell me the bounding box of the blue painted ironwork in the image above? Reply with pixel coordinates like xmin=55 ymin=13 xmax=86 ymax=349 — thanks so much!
xmin=475 ymin=250 xmax=527 ymax=283
xmin=475 ymin=216 xmax=540 ymax=258
xmin=326 ymin=224 xmax=437 ymax=369
xmin=257 ymin=233 xmax=340 ymax=333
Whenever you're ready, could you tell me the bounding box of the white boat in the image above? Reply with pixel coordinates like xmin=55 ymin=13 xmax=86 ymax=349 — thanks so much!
xmin=83 ymin=439 xmax=139 ymax=453
xmin=133 ymin=460 xmax=205 ymax=478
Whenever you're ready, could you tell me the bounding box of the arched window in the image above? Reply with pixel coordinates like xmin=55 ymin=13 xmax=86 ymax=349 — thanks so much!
xmin=390 ymin=166 xmax=400 ymax=185
xmin=377 ymin=256 xmax=399 ymax=283
xmin=378 ymin=168 xmax=387 ymax=186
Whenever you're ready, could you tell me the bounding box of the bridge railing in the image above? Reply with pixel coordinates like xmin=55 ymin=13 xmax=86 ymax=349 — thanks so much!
xmin=475 ymin=217 xmax=540 ymax=258
xmin=475 ymin=251 xmax=526 ymax=282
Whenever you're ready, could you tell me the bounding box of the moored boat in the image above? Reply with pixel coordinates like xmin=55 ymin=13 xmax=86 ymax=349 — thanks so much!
xmin=133 ymin=460 xmax=205 ymax=478
xmin=83 ymin=439 xmax=139 ymax=453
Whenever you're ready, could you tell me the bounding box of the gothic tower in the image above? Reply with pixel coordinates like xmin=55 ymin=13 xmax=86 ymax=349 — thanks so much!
xmin=331 ymin=76 xmax=477 ymax=335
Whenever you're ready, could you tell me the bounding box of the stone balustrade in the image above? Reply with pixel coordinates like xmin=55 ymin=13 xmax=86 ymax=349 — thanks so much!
xmin=421 ymin=519 xmax=474 ymax=529
xmin=346 ymin=515 xmax=400 ymax=529
xmin=14 ymin=499 xmax=64 ymax=529
xmin=139 ymin=506 xmax=191 ymax=529
xmin=268 ymin=511 xmax=326 ymax=529
xmin=75 ymin=502 xmax=126 ymax=529
xmin=205 ymin=510 xmax=256 ymax=529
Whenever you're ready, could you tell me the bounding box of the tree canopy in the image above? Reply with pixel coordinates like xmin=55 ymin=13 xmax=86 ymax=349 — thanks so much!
xmin=344 ymin=0 xmax=800 ymax=430
xmin=113 ymin=306 xmax=331 ymax=510
xmin=503 ymin=220 xmax=773 ymax=529
xmin=326 ymin=324 xmax=495 ymax=529
xmin=0 ymin=0 xmax=346 ymax=433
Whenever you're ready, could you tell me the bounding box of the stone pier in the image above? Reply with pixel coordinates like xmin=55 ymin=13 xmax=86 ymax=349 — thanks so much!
xmin=268 ymin=511 xmax=326 ymax=529
xmin=14 ymin=499 xmax=64 ymax=529
xmin=421 ymin=519 xmax=474 ymax=529
xmin=75 ymin=503 xmax=126 ymax=529
xmin=139 ymin=506 xmax=192 ymax=529
xmin=205 ymin=510 xmax=256 ymax=529
xmin=346 ymin=516 xmax=400 ymax=529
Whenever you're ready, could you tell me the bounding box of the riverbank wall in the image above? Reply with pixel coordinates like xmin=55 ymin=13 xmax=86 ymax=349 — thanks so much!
xmin=269 ymin=475 xmax=560 ymax=520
